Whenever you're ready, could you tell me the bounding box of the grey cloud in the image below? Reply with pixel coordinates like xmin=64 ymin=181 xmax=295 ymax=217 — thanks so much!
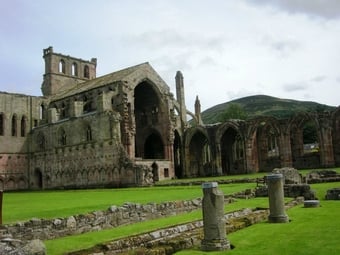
xmin=310 ymin=75 xmax=327 ymax=82
xmin=260 ymin=35 xmax=300 ymax=57
xmin=245 ymin=0 xmax=340 ymax=19
xmin=269 ymin=39 xmax=299 ymax=56
xmin=283 ymin=81 xmax=309 ymax=92
xmin=124 ymin=29 xmax=226 ymax=53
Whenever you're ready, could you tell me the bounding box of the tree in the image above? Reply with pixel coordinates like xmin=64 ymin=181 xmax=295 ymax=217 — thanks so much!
xmin=218 ymin=103 xmax=248 ymax=122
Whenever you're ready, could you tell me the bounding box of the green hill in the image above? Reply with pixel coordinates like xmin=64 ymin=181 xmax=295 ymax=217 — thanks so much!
xmin=201 ymin=95 xmax=336 ymax=124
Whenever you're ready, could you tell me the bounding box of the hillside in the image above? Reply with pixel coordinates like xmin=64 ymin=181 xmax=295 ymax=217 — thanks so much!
xmin=201 ymin=95 xmax=336 ymax=124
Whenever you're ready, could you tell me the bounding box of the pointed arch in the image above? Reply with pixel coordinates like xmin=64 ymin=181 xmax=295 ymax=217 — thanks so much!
xmin=134 ymin=81 xmax=166 ymax=159
xmin=59 ymin=59 xmax=66 ymax=73
xmin=11 ymin=114 xmax=17 ymax=136
xmin=289 ymin=113 xmax=320 ymax=169
xmin=185 ymin=127 xmax=212 ymax=177
xmin=72 ymin=62 xmax=78 ymax=76
xmin=218 ymin=124 xmax=245 ymax=175
xmin=256 ymin=118 xmax=281 ymax=171
xmin=84 ymin=65 xmax=90 ymax=78
xmin=40 ymin=103 xmax=46 ymax=120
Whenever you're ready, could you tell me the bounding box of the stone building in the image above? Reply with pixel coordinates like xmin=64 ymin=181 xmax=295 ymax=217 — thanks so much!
xmin=0 ymin=47 xmax=339 ymax=190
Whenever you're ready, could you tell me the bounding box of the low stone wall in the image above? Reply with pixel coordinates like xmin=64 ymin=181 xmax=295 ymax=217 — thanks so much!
xmin=0 ymin=199 xmax=202 ymax=241
xmin=69 ymin=208 xmax=268 ymax=255
xmin=68 ymin=198 xmax=303 ymax=255
xmin=0 ymin=191 xmax=246 ymax=242
xmin=306 ymin=169 xmax=340 ymax=184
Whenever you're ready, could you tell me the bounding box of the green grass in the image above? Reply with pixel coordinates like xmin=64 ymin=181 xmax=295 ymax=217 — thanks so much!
xmin=176 ymin=182 xmax=340 ymax=255
xmin=46 ymin=181 xmax=340 ymax=255
xmin=3 ymin=183 xmax=256 ymax=223
xmin=45 ymin=197 xmax=270 ymax=255
xmin=4 ymin=171 xmax=340 ymax=255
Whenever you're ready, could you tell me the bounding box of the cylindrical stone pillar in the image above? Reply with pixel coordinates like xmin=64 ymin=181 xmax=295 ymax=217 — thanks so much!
xmin=267 ymin=174 xmax=289 ymax=223
xmin=201 ymin=182 xmax=230 ymax=251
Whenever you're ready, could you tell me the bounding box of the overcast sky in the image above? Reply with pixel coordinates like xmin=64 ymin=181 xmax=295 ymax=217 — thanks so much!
xmin=1 ymin=0 xmax=339 ymax=111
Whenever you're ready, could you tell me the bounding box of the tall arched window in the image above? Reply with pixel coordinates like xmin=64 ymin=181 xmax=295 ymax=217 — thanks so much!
xmin=72 ymin=62 xmax=78 ymax=76
xmin=59 ymin=59 xmax=66 ymax=73
xmin=0 ymin=113 xmax=4 ymax=136
xmin=84 ymin=65 xmax=89 ymax=78
xmin=21 ymin=116 xmax=27 ymax=137
xmin=11 ymin=114 xmax=17 ymax=136
xmin=40 ymin=104 xmax=45 ymax=120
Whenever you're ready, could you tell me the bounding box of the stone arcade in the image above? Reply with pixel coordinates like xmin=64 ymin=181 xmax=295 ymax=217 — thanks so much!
xmin=0 ymin=47 xmax=340 ymax=190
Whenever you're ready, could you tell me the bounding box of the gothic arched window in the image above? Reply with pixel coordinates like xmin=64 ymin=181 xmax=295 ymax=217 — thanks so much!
xmin=11 ymin=114 xmax=17 ymax=136
xmin=72 ymin=62 xmax=78 ymax=76
xmin=59 ymin=59 xmax=66 ymax=73
xmin=84 ymin=65 xmax=90 ymax=78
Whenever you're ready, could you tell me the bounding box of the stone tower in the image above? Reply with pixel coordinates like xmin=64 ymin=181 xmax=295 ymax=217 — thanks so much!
xmin=175 ymin=71 xmax=187 ymax=125
xmin=195 ymin=95 xmax=203 ymax=125
xmin=41 ymin=46 xmax=97 ymax=96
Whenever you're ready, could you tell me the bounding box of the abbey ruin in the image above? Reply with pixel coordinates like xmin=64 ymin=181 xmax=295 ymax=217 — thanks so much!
xmin=0 ymin=47 xmax=339 ymax=190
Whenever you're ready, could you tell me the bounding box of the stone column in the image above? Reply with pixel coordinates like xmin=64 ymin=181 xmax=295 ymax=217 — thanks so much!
xmin=267 ymin=174 xmax=289 ymax=223
xmin=201 ymin=182 xmax=230 ymax=251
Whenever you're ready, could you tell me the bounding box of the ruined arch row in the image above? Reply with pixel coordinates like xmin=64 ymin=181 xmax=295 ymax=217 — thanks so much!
xmin=0 ymin=47 xmax=339 ymax=190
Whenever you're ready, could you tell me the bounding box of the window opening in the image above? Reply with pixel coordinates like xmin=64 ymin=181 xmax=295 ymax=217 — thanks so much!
xmin=11 ymin=114 xmax=17 ymax=136
xmin=84 ymin=65 xmax=90 ymax=78
xmin=0 ymin=113 xmax=4 ymax=136
xmin=59 ymin=59 xmax=66 ymax=73
xmin=72 ymin=62 xmax=78 ymax=76
xmin=21 ymin=116 xmax=26 ymax=137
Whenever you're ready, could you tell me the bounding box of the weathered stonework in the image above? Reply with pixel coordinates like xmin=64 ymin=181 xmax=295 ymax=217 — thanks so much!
xmin=325 ymin=188 xmax=340 ymax=200
xmin=0 ymin=47 xmax=340 ymax=190
xmin=201 ymin=182 xmax=230 ymax=251
xmin=267 ymin=174 xmax=289 ymax=223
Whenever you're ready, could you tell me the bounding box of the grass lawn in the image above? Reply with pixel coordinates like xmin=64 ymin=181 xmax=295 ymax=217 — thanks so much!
xmin=4 ymin=169 xmax=339 ymax=255
xmin=3 ymin=183 xmax=256 ymax=223
xmin=45 ymin=197 xmax=271 ymax=255
xmin=45 ymin=182 xmax=340 ymax=255
xmin=5 ymin=168 xmax=339 ymax=223
xmin=176 ymin=182 xmax=340 ymax=255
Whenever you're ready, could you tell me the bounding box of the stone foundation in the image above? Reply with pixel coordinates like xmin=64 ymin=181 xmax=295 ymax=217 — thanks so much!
xmin=68 ymin=198 xmax=303 ymax=255
xmin=255 ymin=184 xmax=316 ymax=200
xmin=325 ymin=188 xmax=340 ymax=200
